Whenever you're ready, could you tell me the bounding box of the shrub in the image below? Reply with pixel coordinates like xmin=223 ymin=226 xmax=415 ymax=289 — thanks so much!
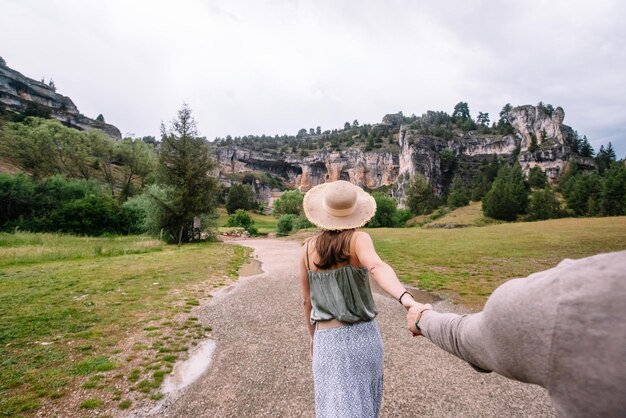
xmin=276 ymin=214 xmax=297 ymax=236
xmin=273 ymin=190 xmax=305 ymax=216
xmin=226 ymin=209 xmax=258 ymax=235
xmin=0 ymin=174 xmax=134 ymax=235
xmin=393 ymin=208 xmax=413 ymax=227
xmin=291 ymin=215 xmax=313 ymax=231
xmin=367 ymin=192 xmax=398 ymax=228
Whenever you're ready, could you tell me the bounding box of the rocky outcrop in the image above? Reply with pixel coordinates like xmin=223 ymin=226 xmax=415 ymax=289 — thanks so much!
xmin=215 ymin=146 xmax=399 ymax=193
xmin=0 ymin=62 xmax=121 ymax=139
xmin=507 ymin=105 xmax=575 ymax=149
xmin=217 ymin=105 xmax=587 ymax=203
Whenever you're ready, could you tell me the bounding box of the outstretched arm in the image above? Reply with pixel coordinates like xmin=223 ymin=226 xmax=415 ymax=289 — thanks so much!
xmin=407 ymin=274 xmax=556 ymax=386
xmin=299 ymin=243 xmax=315 ymax=339
xmin=354 ymin=231 xmax=418 ymax=310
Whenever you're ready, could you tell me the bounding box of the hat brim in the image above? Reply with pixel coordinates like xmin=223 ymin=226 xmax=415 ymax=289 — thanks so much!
xmin=303 ymin=183 xmax=377 ymax=231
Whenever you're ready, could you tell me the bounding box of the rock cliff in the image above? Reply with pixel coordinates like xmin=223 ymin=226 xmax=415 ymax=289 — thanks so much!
xmin=0 ymin=61 xmax=121 ymax=139
xmin=216 ymin=105 xmax=590 ymax=203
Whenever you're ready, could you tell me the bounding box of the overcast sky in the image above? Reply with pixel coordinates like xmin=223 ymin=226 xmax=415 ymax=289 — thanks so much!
xmin=2 ymin=0 xmax=625 ymax=157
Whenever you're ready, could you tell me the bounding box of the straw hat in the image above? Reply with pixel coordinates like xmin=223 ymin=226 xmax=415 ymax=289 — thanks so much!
xmin=303 ymin=180 xmax=376 ymax=230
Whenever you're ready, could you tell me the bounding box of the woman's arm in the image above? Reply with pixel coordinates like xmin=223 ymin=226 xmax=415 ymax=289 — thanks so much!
xmin=354 ymin=231 xmax=418 ymax=310
xmin=299 ymin=242 xmax=315 ymax=339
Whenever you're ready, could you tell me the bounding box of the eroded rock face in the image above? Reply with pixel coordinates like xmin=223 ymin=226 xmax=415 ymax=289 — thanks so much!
xmin=215 ymin=146 xmax=399 ymax=192
xmin=507 ymin=105 xmax=569 ymax=149
xmin=217 ymin=104 xmax=584 ymax=203
xmin=0 ymin=63 xmax=121 ymax=139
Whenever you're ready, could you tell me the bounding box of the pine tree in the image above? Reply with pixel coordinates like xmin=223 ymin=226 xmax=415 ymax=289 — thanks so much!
xmin=447 ymin=175 xmax=470 ymax=208
xmin=154 ymin=104 xmax=219 ymax=244
xmin=405 ymin=175 xmax=438 ymax=215
xmin=482 ymin=165 xmax=528 ymax=221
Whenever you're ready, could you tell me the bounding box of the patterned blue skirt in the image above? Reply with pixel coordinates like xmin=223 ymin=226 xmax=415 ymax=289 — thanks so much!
xmin=312 ymin=320 xmax=384 ymax=418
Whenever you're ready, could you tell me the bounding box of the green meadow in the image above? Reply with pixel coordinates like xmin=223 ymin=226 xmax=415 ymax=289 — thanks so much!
xmin=0 ymin=232 xmax=249 ymax=416
xmin=369 ymin=216 xmax=626 ymax=308
xmin=218 ymin=208 xmax=279 ymax=235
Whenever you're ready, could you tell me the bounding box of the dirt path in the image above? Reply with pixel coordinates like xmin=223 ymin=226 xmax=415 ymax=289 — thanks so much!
xmin=153 ymin=238 xmax=554 ymax=417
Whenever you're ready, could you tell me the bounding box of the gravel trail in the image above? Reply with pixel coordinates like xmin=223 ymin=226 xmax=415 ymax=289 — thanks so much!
xmin=155 ymin=238 xmax=555 ymax=417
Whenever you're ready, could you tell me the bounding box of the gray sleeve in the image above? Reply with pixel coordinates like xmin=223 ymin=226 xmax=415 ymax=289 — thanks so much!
xmin=419 ymin=268 xmax=560 ymax=386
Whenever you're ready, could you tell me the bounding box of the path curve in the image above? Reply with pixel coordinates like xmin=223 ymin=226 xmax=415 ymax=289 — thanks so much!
xmin=156 ymin=238 xmax=554 ymax=417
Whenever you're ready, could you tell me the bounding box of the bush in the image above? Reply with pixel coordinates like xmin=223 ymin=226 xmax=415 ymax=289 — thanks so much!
xmin=273 ymin=190 xmax=305 ymax=216
xmin=226 ymin=209 xmax=258 ymax=235
xmin=367 ymin=192 xmax=398 ymax=228
xmin=291 ymin=215 xmax=313 ymax=231
xmin=276 ymin=214 xmax=297 ymax=236
xmin=0 ymin=174 xmax=134 ymax=235
xmin=393 ymin=208 xmax=413 ymax=227
xmin=527 ymin=189 xmax=561 ymax=220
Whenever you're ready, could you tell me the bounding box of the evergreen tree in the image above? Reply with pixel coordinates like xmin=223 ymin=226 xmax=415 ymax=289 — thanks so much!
xmin=153 ymin=104 xmax=219 ymax=244
xmin=564 ymin=173 xmax=602 ymax=216
xmin=497 ymin=103 xmax=514 ymax=134
xmin=405 ymin=175 xmax=437 ymax=215
xmin=476 ymin=112 xmax=490 ymax=126
xmin=470 ymin=172 xmax=491 ymax=201
xmin=578 ymin=135 xmax=594 ymax=157
xmin=528 ymin=133 xmax=539 ymax=153
xmin=96 ymin=114 xmax=105 ymax=123
xmin=527 ymin=189 xmax=561 ymax=220
xmin=226 ymin=184 xmax=256 ymax=214
xmin=447 ymin=175 xmax=470 ymax=208
xmin=452 ymin=102 xmax=471 ymax=121
xmin=600 ymin=165 xmax=626 ymax=216
xmin=482 ymin=165 xmax=528 ymax=221
xmin=595 ymin=144 xmax=616 ymax=174
xmin=528 ymin=166 xmax=548 ymax=189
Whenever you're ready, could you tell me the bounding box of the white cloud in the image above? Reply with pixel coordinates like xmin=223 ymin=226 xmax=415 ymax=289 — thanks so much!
xmin=1 ymin=0 xmax=625 ymax=156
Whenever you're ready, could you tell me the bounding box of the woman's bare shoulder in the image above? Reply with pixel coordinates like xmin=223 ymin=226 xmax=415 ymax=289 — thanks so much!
xmin=353 ymin=230 xmax=372 ymax=243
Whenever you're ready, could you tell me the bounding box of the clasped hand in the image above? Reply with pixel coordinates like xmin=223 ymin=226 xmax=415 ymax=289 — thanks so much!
xmin=406 ymin=303 xmax=433 ymax=336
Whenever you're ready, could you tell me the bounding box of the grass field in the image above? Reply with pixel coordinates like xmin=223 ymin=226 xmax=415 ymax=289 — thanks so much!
xmin=368 ymin=216 xmax=626 ymax=308
xmin=0 ymin=232 xmax=250 ymax=417
xmin=218 ymin=208 xmax=279 ymax=235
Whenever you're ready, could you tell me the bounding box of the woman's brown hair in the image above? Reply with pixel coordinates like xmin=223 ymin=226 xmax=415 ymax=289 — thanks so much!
xmin=313 ymin=229 xmax=355 ymax=270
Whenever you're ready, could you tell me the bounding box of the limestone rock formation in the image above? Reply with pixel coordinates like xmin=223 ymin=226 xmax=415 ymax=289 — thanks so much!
xmin=215 ymin=105 xmax=589 ymax=204
xmin=0 ymin=62 xmax=121 ymax=139
xmin=507 ymin=105 xmax=572 ymax=149
xmin=215 ymin=146 xmax=399 ymax=193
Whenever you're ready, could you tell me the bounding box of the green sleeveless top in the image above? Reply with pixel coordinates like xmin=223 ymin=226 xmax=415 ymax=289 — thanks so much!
xmin=306 ymin=242 xmax=378 ymax=324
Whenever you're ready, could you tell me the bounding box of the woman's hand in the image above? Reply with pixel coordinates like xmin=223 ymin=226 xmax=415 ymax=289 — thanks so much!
xmin=400 ymin=294 xmax=421 ymax=311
